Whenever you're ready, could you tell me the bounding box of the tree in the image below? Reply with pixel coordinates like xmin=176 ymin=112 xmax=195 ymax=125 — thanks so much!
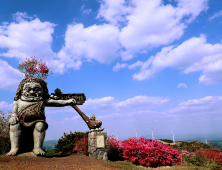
xmin=17 ymin=56 xmax=53 ymax=80
xmin=0 ymin=110 xmax=12 ymax=155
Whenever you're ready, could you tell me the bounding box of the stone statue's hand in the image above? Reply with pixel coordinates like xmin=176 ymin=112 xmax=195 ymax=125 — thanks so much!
xmin=9 ymin=115 xmax=19 ymax=125
xmin=67 ymin=98 xmax=76 ymax=105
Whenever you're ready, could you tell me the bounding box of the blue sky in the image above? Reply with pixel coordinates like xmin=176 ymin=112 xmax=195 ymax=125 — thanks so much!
xmin=1 ymin=0 xmax=222 ymax=141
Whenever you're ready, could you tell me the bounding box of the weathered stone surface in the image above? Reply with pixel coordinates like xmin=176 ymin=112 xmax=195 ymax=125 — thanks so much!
xmin=7 ymin=77 xmax=77 ymax=156
xmin=88 ymin=129 xmax=108 ymax=161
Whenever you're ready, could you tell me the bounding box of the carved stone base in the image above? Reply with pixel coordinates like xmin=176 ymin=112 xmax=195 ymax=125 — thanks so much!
xmin=88 ymin=129 xmax=108 ymax=161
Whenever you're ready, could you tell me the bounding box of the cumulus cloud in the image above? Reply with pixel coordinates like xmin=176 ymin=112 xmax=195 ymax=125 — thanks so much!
xmin=113 ymin=62 xmax=128 ymax=71
xmin=178 ymin=83 xmax=187 ymax=88
xmin=58 ymin=23 xmax=120 ymax=65
xmin=77 ymin=95 xmax=170 ymax=113
xmin=0 ymin=12 xmax=76 ymax=87
xmin=0 ymin=12 xmax=56 ymax=60
xmin=81 ymin=96 xmax=117 ymax=112
xmin=128 ymin=61 xmax=143 ymax=70
xmin=132 ymin=34 xmax=222 ymax=85
xmin=115 ymin=95 xmax=170 ymax=111
xmin=0 ymin=59 xmax=24 ymax=91
xmin=97 ymin=0 xmax=208 ymax=60
xmin=96 ymin=0 xmax=209 ymax=62
xmin=209 ymin=10 xmax=222 ymax=20
xmin=96 ymin=0 xmax=133 ymax=26
xmin=0 ymin=101 xmax=13 ymax=110
xmin=168 ymin=96 xmax=222 ymax=115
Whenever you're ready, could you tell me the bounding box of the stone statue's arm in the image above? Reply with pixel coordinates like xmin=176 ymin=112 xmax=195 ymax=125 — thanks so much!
xmin=9 ymin=101 xmax=19 ymax=125
xmin=45 ymin=98 xmax=76 ymax=107
xmin=12 ymin=101 xmax=18 ymax=116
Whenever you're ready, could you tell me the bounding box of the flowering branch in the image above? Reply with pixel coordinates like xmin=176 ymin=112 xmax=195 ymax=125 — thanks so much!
xmin=17 ymin=56 xmax=53 ymax=80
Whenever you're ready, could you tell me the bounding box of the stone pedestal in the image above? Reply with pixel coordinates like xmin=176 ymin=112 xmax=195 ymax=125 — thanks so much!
xmin=88 ymin=129 xmax=108 ymax=160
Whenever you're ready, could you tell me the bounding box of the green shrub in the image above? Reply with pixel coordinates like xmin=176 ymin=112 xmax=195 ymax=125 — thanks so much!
xmin=54 ymin=88 xmax=62 ymax=94
xmin=159 ymin=139 xmax=174 ymax=143
xmin=54 ymin=131 xmax=88 ymax=155
xmin=73 ymin=136 xmax=88 ymax=156
xmin=0 ymin=110 xmax=12 ymax=155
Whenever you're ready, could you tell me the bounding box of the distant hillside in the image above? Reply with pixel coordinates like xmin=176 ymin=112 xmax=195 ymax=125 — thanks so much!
xmin=208 ymin=142 xmax=222 ymax=151
xmin=43 ymin=140 xmax=58 ymax=149
xmin=143 ymin=133 xmax=222 ymax=141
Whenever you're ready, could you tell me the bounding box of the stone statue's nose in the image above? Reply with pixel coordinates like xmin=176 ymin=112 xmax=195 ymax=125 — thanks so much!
xmin=30 ymin=90 xmax=35 ymax=94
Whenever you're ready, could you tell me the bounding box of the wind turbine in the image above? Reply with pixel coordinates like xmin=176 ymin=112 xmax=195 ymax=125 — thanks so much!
xmin=151 ymin=128 xmax=154 ymax=140
xmin=116 ymin=132 xmax=118 ymax=140
xmin=172 ymin=129 xmax=175 ymax=143
xmin=135 ymin=129 xmax=137 ymax=139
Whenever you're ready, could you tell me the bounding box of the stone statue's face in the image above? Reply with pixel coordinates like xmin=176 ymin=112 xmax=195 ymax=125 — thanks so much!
xmin=21 ymin=82 xmax=43 ymax=101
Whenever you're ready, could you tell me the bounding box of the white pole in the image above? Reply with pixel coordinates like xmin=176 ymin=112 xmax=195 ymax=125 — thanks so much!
xmin=135 ymin=129 xmax=137 ymax=139
xmin=205 ymin=139 xmax=207 ymax=144
xmin=151 ymin=128 xmax=154 ymax=140
xmin=116 ymin=132 xmax=118 ymax=140
xmin=172 ymin=129 xmax=175 ymax=143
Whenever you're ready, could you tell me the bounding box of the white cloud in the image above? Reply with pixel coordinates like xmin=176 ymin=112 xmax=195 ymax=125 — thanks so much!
xmin=97 ymin=0 xmax=208 ymax=61
xmin=128 ymin=61 xmax=143 ymax=70
xmin=209 ymin=10 xmax=222 ymax=20
xmin=0 ymin=101 xmax=13 ymax=110
xmin=0 ymin=12 xmax=56 ymax=60
xmin=115 ymin=95 xmax=170 ymax=111
xmin=96 ymin=0 xmax=133 ymax=26
xmin=132 ymin=34 xmax=222 ymax=85
xmin=113 ymin=62 xmax=128 ymax=71
xmin=0 ymin=59 xmax=24 ymax=91
xmin=168 ymin=96 xmax=222 ymax=115
xmin=80 ymin=5 xmax=92 ymax=15
xmin=78 ymin=95 xmax=170 ymax=113
xmin=0 ymin=12 xmax=77 ymax=86
xmin=83 ymin=9 xmax=92 ymax=15
xmin=120 ymin=0 xmax=207 ymax=54
xmin=178 ymin=83 xmax=187 ymax=88
xmin=58 ymin=23 xmax=120 ymax=65
xmin=81 ymin=96 xmax=117 ymax=112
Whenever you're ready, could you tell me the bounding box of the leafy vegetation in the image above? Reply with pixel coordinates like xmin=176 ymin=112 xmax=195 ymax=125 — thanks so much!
xmin=172 ymin=141 xmax=212 ymax=152
xmin=208 ymin=142 xmax=222 ymax=151
xmin=159 ymin=139 xmax=174 ymax=143
xmin=0 ymin=110 xmax=12 ymax=155
xmin=54 ymin=131 xmax=89 ymax=155
xmin=54 ymin=88 xmax=62 ymax=94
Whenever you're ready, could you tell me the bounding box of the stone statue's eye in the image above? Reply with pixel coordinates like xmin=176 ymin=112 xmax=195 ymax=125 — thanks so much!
xmin=25 ymin=87 xmax=30 ymax=91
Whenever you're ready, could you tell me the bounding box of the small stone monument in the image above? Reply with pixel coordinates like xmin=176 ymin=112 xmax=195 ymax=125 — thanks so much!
xmin=87 ymin=114 xmax=108 ymax=160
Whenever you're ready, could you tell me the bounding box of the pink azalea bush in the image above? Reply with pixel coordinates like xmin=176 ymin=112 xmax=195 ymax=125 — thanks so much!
xmin=107 ymin=135 xmax=123 ymax=151
xmin=73 ymin=136 xmax=88 ymax=156
xmin=107 ymin=135 xmax=124 ymax=161
xmin=180 ymin=148 xmax=222 ymax=168
xmin=121 ymin=137 xmax=182 ymax=167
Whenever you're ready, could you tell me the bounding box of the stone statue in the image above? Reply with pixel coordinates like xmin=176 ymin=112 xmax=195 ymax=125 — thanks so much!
xmin=89 ymin=114 xmax=95 ymax=120
xmin=7 ymin=77 xmax=76 ymax=156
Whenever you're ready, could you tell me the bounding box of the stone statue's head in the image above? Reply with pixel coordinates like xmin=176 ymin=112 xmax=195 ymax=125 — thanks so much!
xmin=89 ymin=114 xmax=95 ymax=120
xmin=14 ymin=77 xmax=50 ymax=102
